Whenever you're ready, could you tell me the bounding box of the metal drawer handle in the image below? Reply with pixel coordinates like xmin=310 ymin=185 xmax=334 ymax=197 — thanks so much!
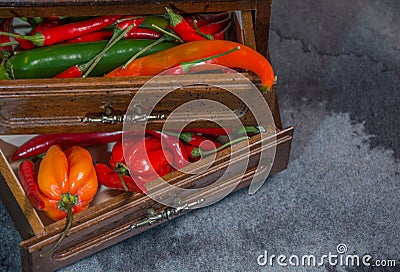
xmin=81 ymin=104 xmax=166 ymax=124
xmin=130 ymin=198 xmax=204 ymax=230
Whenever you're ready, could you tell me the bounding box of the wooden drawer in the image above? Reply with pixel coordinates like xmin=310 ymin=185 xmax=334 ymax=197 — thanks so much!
xmin=0 ymin=1 xmax=294 ymax=271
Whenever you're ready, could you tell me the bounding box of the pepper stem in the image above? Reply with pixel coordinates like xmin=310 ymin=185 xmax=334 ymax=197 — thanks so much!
xmin=0 ymin=31 xmax=44 ymax=46
xmin=0 ymin=41 xmax=19 ymax=47
xmin=122 ymin=36 xmax=167 ymax=69
xmin=179 ymin=46 xmax=240 ymax=73
xmin=192 ymin=136 xmax=249 ymax=158
xmin=115 ymin=162 xmax=130 ymax=191
xmin=233 ymin=126 xmax=260 ymax=135
xmin=193 ymin=20 xmax=214 ymax=40
xmin=164 ymin=131 xmax=193 ymax=143
xmin=82 ymin=24 xmax=135 ymax=77
xmin=40 ymin=193 xmax=78 ymax=257
xmin=150 ymin=24 xmax=184 ymax=43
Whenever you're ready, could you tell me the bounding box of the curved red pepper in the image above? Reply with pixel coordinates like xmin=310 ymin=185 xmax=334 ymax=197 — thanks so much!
xmin=105 ymin=40 xmax=275 ymax=91
xmin=12 ymin=131 xmax=123 ymax=161
xmin=18 ymin=160 xmax=45 ymax=210
xmin=166 ymin=8 xmax=209 ymax=42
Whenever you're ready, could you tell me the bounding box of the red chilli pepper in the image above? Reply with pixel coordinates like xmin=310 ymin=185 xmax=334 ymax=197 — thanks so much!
xmin=15 ymin=18 xmax=65 ymax=50
xmin=145 ymin=130 xmax=189 ymax=170
xmin=65 ymin=28 xmax=162 ymax=44
xmin=12 ymin=131 xmax=123 ymax=161
xmin=126 ymin=28 xmax=162 ymax=40
xmin=0 ymin=15 xmax=122 ymax=49
xmin=65 ymin=31 xmax=113 ymax=43
xmin=166 ymin=8 xmax=209 ymax=42
xmin=0 ymin=19 xmax=13 ymax=52
xmin=116 ymin=16 xmax=145 ymax=36
xmin=18 ymin=160 xmax=45 ymax=210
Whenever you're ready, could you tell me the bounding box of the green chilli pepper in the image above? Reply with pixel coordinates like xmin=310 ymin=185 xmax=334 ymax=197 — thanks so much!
xmin=3 ymin=39 xmax=176 ymax=79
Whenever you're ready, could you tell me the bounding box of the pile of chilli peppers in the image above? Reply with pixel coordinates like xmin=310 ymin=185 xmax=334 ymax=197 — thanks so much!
xmin=13 ymin=126 xmax=259 ymax=255
xmin=0 ymin=9 xmax=275 ymax=91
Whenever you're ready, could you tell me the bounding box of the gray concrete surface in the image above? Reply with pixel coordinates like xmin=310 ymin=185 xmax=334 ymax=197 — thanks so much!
xmin=1 ymin=0 xmax=399 ymax=271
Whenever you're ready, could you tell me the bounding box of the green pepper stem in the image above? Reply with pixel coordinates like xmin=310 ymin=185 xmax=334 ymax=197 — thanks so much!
xmin=40 ymin=196 xmax=76 ymax=257
xmin=82 ymin=24 xmax=135 ymax=77
xmin=0 ymin=41 xmax=19 ymax=47
xmin=114 ymin=162 xmax=130 ymax=191
xmin=233 ymin=126 xmax=260 ymax=135
xmin=118 ymin=174 xmax=129 ymax=191
xmin=179 ymin=46 xmax=240 ymax=73
xmin=164 ymin=131 xmax=193 ymax=143
xmin=122 ymin=36 xmax=167 ymax=69
xmin=0 ymin=31 xmax=44 ymax=46
xmin=193 ymin=20 xmax=214 ymax=40
xmin=150 ymin=24 xmax=184 ymax=43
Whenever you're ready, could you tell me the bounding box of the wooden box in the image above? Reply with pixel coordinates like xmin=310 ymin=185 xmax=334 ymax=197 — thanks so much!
xmin=0 ymin=1 xmax=294 ymax=271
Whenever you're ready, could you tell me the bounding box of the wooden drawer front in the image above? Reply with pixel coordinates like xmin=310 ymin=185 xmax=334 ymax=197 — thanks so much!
xmin=11 ymin=127 xmax=293 ymax=272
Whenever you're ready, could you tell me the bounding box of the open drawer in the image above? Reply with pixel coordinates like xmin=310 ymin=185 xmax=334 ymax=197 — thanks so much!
xmin=0 ymin=1 xmax=293 ymax=271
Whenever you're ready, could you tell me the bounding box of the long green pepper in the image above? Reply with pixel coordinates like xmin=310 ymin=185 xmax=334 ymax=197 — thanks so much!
xmin=3 ymin=39 xmax=176 ymax=79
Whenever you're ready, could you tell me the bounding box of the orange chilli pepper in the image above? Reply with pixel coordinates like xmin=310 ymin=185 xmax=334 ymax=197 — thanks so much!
xmin=37 ymin=144 xmax=98 ymax=256
xmin=105 ymin=40 xmax=275 ymax=91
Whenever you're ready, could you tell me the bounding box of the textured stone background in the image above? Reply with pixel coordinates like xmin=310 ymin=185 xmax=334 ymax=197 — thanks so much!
xmin=1 ymin=0 xmax=399 ymax=271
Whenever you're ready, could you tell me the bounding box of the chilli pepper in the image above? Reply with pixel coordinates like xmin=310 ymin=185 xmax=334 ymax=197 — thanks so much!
xmin=12 ymin=131 xmax=124 ymax=161
xmin=55 ymin=23 xmax=135 ymax=78
xmin=18 ymin=160 xmax=45 ymax=210
xmin=0 ymin=19 xmax=13 ymax=52
xmin=0 ymin=15 xmax=122 ymax=49
xmin=65 ymin=31 xmax=114 ymax=43
xmin=20 ymin=145 xmax=98 ymax=256
xmin=116 ymin=16 xmax=145 ymax=35
xmin=166 ymin=8 xmax=211 ymax=42
xmin=105 ymin=40 xmax=275 ymax=91
xmin=184 ymin=12 xmax=230 ymax=28
xmin=2 ymin=39 xmax=176 ymax=79
xmin=15 ymin=17 xmax=65 ymax=50
xmin=65 ymin=28 xmax=162 ymax=43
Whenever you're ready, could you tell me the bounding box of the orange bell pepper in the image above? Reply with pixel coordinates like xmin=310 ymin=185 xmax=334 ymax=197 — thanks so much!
xmin=37 ymin=144 xmax=98 ymax=256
